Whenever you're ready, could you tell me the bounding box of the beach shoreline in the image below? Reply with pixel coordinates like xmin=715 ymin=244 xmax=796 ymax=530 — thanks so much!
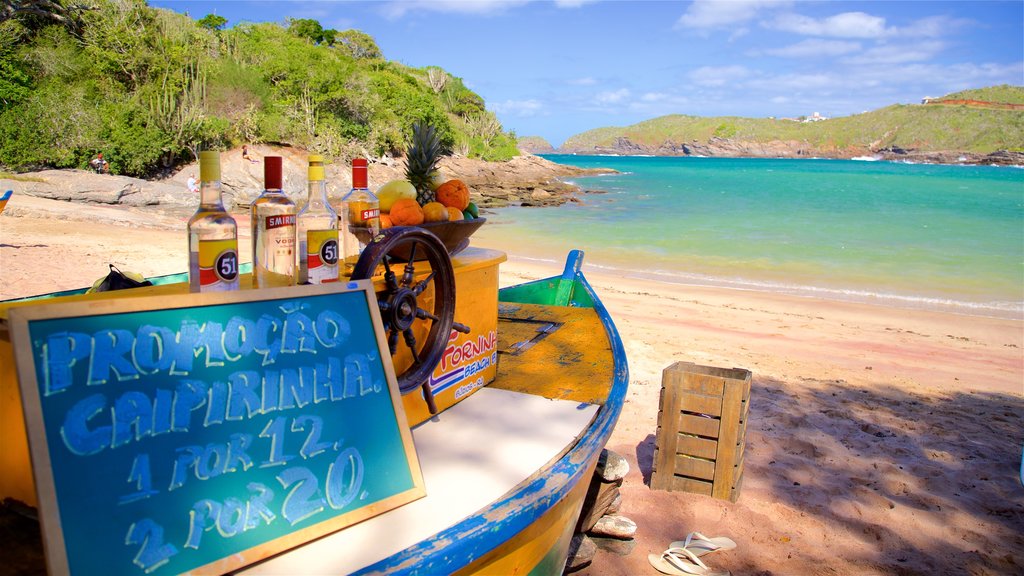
xmin=1 ymin=195 xmax=1022 ymax=575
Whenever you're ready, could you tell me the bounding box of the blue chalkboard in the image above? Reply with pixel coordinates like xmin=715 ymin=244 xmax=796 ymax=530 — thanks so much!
xmin=9 ymin=281 xmax=424 ymax=575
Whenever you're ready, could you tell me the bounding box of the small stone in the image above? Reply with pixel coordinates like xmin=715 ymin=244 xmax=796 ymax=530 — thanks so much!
xmin=605 ymin=491 xmax=623 ymax=515
xmin=590 ymin=535 xmax=637 ymax=556
xmin=578 ymin=481 xmax=621 ymax=533
xmin=596 ymin=449 xmax=629 ymax=482
xmin=589 ymin=514 xmax=637 ymax=539
xmin=564 ymin=534 xmax=597 ymax=573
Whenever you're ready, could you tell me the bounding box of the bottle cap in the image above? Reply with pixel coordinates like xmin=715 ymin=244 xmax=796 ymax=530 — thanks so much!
xmin=264 ymin=156 xmax=283 ymax=189
xmin=308 ymin=154 xmax=325 ymax=181
xmin=352 ymin=158 xmax=368 ymax=188
xmin=199 ymin=151 xmax=220 ymax=182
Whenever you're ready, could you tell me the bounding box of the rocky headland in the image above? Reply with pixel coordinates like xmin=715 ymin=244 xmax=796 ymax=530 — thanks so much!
xmin=557 ymin=136 xmax=1024 ymax=166
xmin=0 ymin=147 xmax=616 ymax=217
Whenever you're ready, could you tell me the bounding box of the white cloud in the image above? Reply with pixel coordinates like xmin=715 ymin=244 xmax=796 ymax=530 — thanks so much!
xmin=380 ymin=0 xmax=530 ymax=19
xmin=764 ymin=11 xmax=972 ymax=41
xmin=554 ymin=0 xmax=599 ymax=7
xmin=841 ymin=41 xmax=946 ymax=65
xmin=641 ymin=92 xmax=668 ymax=102
xmin=768 ymin=11 xmax=887 ymax=38
xmin=887 ymin=15 xmax=973 ymax=39
xmin=674 ymin=60 xmax=1023 ymax=118
xmin=595 ymin=89 xmax=631 ymax=105
xmin=380 ymin=0 xmax=595 ymax=18
xmin=676 ymin=0 xmax=792 ymax=30
xmin=746 ymin=72 xmax=834 ymax=92
xmin=567 ymin=77 xmax=597 ymax=86
xmin=688 ymin=65 xmax=751 ymax=87
xmin=490 ymin=98 xmax=544 ymax=117
xmin=763 ymin=38 xmax=862 ymax=58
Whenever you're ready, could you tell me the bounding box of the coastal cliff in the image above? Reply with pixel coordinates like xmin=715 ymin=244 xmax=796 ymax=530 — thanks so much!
xmin=560 ymin=135 xmax=1024 ymax=165
xmin=556 ymin=86 xmax=1024 ymax=165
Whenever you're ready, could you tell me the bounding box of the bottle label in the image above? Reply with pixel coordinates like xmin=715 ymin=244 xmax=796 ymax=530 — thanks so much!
xmin=266 ymin=214 xmax=296 ymax=229
xmin=196 ymin=239 xmax=239 ymax=291
xmin=255 ymin=219 xmax=296 ymax=287
xmin=347 ymin=201 xmax=379 ymax=225
xmin=305 ymin=229 xmax=339 ymax=284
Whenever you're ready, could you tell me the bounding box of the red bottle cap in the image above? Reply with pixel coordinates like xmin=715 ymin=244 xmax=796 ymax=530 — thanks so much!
xmin=352 ymin=158 xmax=368 ymax=188
xmin=264 ymin=156 xmax=283 ymax=189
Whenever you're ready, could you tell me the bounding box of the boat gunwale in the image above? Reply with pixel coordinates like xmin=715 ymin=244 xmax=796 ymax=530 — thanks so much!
xmin=353 ymin=265 xmax=630 ymax=575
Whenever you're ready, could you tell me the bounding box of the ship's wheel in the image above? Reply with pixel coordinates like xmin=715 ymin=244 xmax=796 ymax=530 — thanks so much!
xmin=350 ymin=226 xmax=468 ymax=414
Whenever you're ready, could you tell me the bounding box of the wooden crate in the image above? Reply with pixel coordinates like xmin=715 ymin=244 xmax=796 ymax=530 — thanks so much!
xmin=651 ymin=362 xmax=751 ymax=502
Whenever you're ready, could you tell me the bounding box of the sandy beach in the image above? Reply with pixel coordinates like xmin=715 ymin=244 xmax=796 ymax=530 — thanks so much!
xmin=1 ymin=194 xmax=1022 ymax=575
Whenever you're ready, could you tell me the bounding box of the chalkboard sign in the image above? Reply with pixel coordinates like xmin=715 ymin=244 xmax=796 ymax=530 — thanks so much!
xmin=9 ymin=281 xmax=424 ymax=575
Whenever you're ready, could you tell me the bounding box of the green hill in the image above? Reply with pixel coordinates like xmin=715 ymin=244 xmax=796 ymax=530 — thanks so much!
xmin=0 ymin=0 xmax=518 ymax=177
xmin=939 ymin=84 xmax=1024 ymax=105
xmin=561 ymin=86 xmax=1024 ymax=156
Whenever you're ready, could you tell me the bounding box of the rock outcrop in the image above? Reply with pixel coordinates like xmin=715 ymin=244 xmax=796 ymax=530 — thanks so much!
xmin=560 ymin=136 xmax=1024 ymax=166
xmin=517 ymin=136 xmax=556 ymax=154
xmin=0 ymin=147 xmax=616 ymax=216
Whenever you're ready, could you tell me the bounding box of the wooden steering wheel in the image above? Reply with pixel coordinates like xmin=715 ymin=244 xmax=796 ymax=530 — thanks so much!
xmin=349 ymin=227 xmax=468 ymax=414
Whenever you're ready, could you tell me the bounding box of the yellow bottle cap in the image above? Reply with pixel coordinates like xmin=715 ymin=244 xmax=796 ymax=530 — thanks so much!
xmin=199 ymin=151 xmax=220 ymax=182
xmin=308 ymin=154 xmax=325 ymax=181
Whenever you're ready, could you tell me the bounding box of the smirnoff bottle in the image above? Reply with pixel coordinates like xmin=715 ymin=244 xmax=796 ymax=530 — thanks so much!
xmin=250 ymin=156 xmax=296 ymax=288
xmin=296 ymin=154 xmax=339 ymax=284
xmin=341 ymin=158 xmax=380 ymax=276
xmin=188 ymin=151 xmax=239 ymax=292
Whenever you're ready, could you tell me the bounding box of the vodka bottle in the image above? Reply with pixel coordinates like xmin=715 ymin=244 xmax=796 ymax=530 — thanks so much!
xmin=251 ymin=156 xmax=297 ymax=288
xmin=188 ymin=151 xmax=239 ymax=292
xmin=341 ymin=158 xmax=380 ymax=276
xmin=296 ymin=154 xmax=339 ymax=284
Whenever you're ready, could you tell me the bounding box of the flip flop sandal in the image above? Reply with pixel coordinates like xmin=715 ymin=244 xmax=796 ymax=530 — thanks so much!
xmin=647 ymin=546 xmax=730 ymax=576
xmin=669 ymin=531 xmax=738 ymax=557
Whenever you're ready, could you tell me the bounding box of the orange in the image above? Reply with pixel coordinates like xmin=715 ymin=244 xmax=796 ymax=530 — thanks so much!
xmin=380 ymin=213 xmax=394 ymax=229
xmin=436 ymin=179 xmax=470 ymax=211
xmin=446 ymin=206 xmax=463 ymax=221
xmin=390 ymin=198 xmax=424 ymax=226
xmin=422 ymin=201 xmax=449 ymax=223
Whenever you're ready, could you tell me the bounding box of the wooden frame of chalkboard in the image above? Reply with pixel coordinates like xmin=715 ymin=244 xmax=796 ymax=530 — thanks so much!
xmin=9 ymin=280 xmax=425 ymax=575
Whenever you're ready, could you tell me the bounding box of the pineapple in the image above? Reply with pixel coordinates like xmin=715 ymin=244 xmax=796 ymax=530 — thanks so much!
xmin=405 ymin=121 xmax=444 ymax=205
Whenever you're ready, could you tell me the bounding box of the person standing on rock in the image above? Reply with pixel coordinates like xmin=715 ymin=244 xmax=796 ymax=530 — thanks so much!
xmin=187 ymin=173 xmax=199 ymax=194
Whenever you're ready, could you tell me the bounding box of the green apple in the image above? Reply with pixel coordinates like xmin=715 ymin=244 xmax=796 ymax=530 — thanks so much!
xmin=428 ymin=170 xmax=446 ymax=192
xmin=377 ymin=179 xmax=417 ymax=212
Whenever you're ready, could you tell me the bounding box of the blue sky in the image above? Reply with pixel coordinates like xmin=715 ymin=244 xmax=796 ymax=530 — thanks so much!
xmin=150 ymin=1 xmax=1024 ymax=147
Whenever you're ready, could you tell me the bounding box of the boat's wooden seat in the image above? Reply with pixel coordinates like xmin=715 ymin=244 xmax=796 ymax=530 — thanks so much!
xmin=239 ymin=387 xmax=598 ymax=574
xmin=492 ymin=302 xmax=615 ymax=405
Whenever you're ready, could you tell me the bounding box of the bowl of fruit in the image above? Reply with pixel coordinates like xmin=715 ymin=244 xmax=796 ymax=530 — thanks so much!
xmin=376 ymin=123 xmax=485 ymax=259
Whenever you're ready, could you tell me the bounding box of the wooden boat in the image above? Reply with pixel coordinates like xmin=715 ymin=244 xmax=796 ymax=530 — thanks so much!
xmin=0 ymin=228 xmax=628 ymax=575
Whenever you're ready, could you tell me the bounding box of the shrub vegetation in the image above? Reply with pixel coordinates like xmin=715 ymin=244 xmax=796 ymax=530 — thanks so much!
xmin=562 ymin=86 xmax=1024 ymax=154
xmin=0 ymin=0 xmax=519 ymax=177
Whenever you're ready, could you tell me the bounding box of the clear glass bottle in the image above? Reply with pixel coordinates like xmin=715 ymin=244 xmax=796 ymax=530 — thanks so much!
xmin=188 ymin=151 xmax=239 ymax=292
xmin=341 ymin=158 xmax=380 ymax=276
xmin=296 ymin=154 xmax=339 ymax=284
xmin=251 ymin=156 xmax=297 ymax=288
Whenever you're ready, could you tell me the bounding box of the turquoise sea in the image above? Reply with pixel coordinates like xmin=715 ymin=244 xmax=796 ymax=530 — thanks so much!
xmin=473 ymin=155 xmax=1024 ymax=319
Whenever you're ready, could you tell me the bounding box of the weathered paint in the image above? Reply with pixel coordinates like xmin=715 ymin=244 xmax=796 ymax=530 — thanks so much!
xmin=0 ymin=250 xmax=629 ymax=575
xmin=353 ymin=251 xmax=629 ymax=575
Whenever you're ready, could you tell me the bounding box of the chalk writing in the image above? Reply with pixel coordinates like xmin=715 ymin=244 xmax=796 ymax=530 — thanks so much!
xmin=14 ymin=288 xmax=421 ymax=575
